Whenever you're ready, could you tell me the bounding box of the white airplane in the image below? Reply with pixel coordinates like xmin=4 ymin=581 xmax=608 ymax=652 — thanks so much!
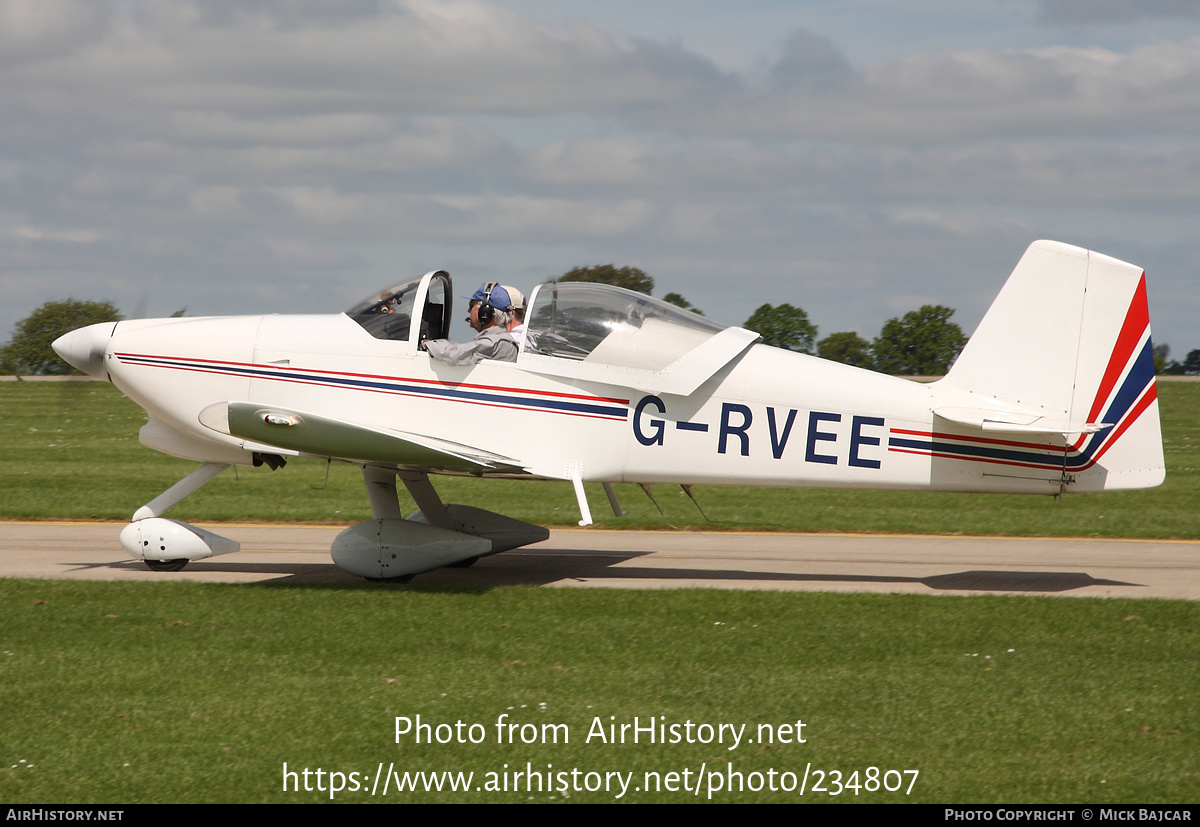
xmin=53 ymin=240 xmax=1164 ymax=581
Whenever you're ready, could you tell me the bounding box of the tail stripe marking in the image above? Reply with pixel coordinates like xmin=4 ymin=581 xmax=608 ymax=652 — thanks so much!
xmin=1083 ymin=272 xmax=1148 ymax=427
xmin=889 ymin=277 xmax=1156 ymax=473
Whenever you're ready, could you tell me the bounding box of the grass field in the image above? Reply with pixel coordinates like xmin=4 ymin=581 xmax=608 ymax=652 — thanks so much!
xmin=1 ymin=580 xmax=1196 ymax=803
xmin=2 ymin=381 xmax=1197 ymax=804
xmin=1 ymin=380 xmax=1198 ymax=537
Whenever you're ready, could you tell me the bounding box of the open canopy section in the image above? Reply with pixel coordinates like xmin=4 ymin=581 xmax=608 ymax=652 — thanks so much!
xmin=345 ymin=271 xmax=452 ymax=344
xmin=520 ymin=282 xmax=760 ymax=396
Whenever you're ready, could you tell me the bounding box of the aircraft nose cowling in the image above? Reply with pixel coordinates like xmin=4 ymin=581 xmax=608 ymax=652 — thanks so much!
xmin=52 ymin=322 xmax=117 ymax=378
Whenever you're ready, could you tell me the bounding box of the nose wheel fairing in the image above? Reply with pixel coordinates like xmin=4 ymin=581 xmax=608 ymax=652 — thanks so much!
xmin=119 ymin=518 xmax=241 ymax=568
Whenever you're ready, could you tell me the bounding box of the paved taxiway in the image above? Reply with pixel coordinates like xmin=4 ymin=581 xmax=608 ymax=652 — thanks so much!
xmin=2 ymin=521 xmax=1197 ymax=599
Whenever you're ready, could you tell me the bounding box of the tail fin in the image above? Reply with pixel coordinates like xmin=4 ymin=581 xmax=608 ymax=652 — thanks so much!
xmin=940 ymin=240 xmax=1164 ymax=491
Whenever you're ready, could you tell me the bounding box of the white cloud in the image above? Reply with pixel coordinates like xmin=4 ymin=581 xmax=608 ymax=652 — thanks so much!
xmin=0 ymin=0 xmax=112 ymax=65
xmin=13 ymin=225 xmax=102 ymax=243
xmin=0 ymin=1 xmax=1197 ymax=354
xmin=704 ymin=37 xmax=1200 ymax=143
xmin=429 ymin=194 xmax=659 ymax=239
xmin=1037 ymin=0 xmax=1200 ymax=25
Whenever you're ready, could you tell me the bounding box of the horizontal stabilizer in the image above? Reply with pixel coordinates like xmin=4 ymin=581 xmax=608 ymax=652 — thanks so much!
xmin=933 ymin=407 xmax=1111 ymax=435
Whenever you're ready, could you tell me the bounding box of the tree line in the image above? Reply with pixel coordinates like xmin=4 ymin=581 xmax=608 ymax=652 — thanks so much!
xmin=6 ymin=266 xmax=1199 ymax=377
xmin=558 ymin=264 xmax=1200 ymax=376
xmin=562 ymin=265 xmax=965 ymax=376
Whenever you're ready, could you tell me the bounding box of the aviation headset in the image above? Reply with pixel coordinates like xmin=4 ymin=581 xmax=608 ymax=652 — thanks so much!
xmin=476 ymin=282 xmax=505 ymax=326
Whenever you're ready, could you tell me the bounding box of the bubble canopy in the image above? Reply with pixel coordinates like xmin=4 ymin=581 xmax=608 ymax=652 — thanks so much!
xmin=524 ymin=282 xmax=727 ymax=372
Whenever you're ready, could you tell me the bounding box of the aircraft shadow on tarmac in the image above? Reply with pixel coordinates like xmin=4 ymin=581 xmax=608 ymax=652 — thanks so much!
xmin=86 ymin=548 xmax=1141 ymax=594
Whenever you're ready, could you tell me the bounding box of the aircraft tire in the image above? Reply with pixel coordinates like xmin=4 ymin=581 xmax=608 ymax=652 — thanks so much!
xmin=448 ymin=556 xmax=480 ymax=568
xmin=144 ymin=559 xmax=190 ymax=572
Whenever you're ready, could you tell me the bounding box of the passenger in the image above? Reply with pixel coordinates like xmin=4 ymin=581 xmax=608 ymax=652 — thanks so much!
xmin=422 ymin=282 xmax=518 ymax=365
xmin=502 ymin=286 xmax=527 ymax=347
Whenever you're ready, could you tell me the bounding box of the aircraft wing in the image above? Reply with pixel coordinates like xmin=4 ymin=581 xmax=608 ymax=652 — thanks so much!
xmin=198 ymin=401 xmax=524 ymax=471
xmin=519 ymin=326 xmax=761 ymax=396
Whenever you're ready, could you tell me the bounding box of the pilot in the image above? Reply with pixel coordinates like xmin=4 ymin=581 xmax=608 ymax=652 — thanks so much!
xmin=422 ymin=282 xmax=518 ymax=365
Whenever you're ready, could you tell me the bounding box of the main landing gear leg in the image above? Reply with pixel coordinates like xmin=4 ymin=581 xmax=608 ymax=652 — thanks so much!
xmin=397 ymin=471 xmax=477 ymax=567
xmin=358 ymin=466 xmax=415 ymax=582
xmin=397 ymin=470 xmax=455 ymax=529
xmin=364 ymin=466 xmax=474 ymax=566
xmin=362 ymin=464 xmax=405 ymax=521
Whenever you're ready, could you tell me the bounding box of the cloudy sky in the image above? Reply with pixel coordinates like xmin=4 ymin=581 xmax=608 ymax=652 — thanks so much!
xmin=3 ymin=0 xmax=1198 ymax=356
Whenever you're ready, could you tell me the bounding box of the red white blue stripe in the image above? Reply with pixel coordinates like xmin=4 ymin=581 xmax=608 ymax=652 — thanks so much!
xmin=113 ymin=352 xmax=630 ymax=421
xmin=887 ymin=273 xmax=1157 ymax=473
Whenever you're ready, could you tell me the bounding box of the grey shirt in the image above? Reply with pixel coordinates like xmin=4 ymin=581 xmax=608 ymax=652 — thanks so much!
xmin=424 ymin=326 xmax=518 ymax=366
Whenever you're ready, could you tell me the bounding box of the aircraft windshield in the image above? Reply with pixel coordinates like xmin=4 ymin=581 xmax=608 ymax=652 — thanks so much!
xmin=346 ymin=272 xmax=451 ymax=342
xmin=525 ymin=283 xmax=726 ymax=371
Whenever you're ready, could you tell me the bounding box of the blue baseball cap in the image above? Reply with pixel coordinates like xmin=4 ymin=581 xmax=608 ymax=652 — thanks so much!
xmin=465 ymin=283 xmax=512 ymax=311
